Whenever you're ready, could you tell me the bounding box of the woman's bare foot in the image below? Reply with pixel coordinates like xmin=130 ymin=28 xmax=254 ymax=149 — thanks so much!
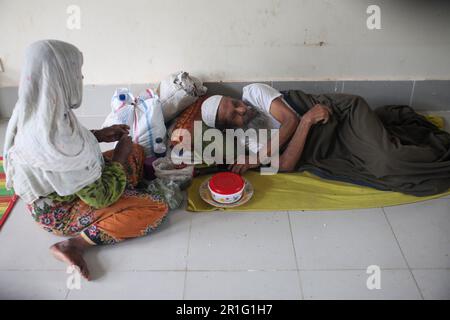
xmin=50 ymin=236 xmax=91 ymax=280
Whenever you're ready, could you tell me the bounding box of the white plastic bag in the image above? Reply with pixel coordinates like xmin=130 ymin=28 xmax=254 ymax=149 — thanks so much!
xmin=152 ymin=156 xmax=194 ymax=188
xmin=102 ymin=88 xmax=167 ymax=157
xmin=158 ymin=71 xmax=207 ymax=122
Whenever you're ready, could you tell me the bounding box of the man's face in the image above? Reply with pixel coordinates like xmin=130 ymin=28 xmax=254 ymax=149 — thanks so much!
xmin=216 ymin=97 xmax=255 ymax=129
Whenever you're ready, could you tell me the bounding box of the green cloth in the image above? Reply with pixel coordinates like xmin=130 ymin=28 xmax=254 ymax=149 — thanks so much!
xmin=46 ymin=162 xmax=127 ymax=209
xmin=283 ymin=90 xmax=450 ymax=196
xmin=187 ymin=171 xmax=450 ymax=212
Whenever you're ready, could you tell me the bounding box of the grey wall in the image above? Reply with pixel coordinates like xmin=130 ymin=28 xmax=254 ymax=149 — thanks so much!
xmin=1 ymin=80 xmax=449 ymax=119
xmin=2 ymin=1 xmax=450 ymax=87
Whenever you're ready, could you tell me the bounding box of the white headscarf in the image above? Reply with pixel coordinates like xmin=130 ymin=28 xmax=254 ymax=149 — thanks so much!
xmin=3 ymin=40 xmax=104 ymax=204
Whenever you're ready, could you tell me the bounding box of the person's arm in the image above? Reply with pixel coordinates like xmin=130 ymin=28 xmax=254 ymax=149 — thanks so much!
xmin=90 ymin=129 xmax=103 ymax=142
xmin=268 ymin=97 xmax=299 ymax=149
xmin=111 ymin=134 xmax=133 ymax=167
xmin=257 ymin=97 xmax=299 ymax=160
xmin=278 ymin=117 xmax=312 ymax=172
xmin=279 ymin=104 xmax=333 ymax=172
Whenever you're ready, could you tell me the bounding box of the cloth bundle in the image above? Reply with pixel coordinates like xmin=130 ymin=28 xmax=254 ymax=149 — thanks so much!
xmin=102 ymin=88 xmax=167 ymax=157
xmin=158 ymin=71 xmax=207 ymax=122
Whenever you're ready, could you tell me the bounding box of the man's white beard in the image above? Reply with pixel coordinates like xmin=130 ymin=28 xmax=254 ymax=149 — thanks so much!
xmin=243 ymin=105 xmax=272 ymax=131
xmin=240 ymin=105 xmax=274 ymax=155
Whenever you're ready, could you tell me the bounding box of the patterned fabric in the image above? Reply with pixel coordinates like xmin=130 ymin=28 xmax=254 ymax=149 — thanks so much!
xmin=26 ymin=144 xmax=169 ymax=245
xmin=169 ymin=96 xmax=208 ymax=146
xmin=102 ymin=144 xmax=145 ymax=188
xmin=0 ymin=157 xmax=18 ymax=229
xmin=46 ymin=162 xmax=127 ymax=209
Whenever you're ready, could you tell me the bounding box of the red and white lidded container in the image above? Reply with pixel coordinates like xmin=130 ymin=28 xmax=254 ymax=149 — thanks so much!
xmin=208 ymin=172 xmax=245 ymax=204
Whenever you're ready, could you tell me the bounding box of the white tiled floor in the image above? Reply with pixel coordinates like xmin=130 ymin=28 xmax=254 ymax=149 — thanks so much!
xmin=1 ymin=117 xmax=449 ymax=300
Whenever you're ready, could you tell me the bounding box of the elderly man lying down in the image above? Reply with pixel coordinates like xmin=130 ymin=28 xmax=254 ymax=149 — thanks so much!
xmin=200 ymin=83 xmax=450 ymax=196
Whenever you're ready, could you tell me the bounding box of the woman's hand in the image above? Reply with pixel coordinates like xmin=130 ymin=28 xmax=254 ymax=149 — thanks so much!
xmin=302 ymin=104 xmax=333 ymax=126
xmin=95 ymin=125 xmax=130 ymax=143
xmin=112 ymin=134 xmax=133 ymax=166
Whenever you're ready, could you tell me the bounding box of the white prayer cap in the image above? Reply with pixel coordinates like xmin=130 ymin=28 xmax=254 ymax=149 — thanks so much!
xmin=201 ymin=95 xmax=223 ymax=128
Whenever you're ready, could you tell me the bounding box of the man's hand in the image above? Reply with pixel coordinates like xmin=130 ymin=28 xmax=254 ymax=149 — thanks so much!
xmin=95 ymin=125 xmax=130 ymax=143
xmin=302 ymin=104 xmax=333 ymax=126
xmin=228 ymin=155 xmax=260 ymax=175
xmin=112 ymin=134 xmax=133 ymax=166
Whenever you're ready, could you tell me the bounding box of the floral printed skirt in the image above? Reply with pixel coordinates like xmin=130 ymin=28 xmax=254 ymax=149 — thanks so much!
xmin=26 ymin=144 xmax=169 ymax=245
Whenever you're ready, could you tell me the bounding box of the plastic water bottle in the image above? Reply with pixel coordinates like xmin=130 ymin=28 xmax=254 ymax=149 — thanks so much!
xmin=110 ymin=88 xmax=135 ymax=126
xmin=113 ymin=88 xmax=135 ymax=105
xmin=154 ymin=137 xmax=167 ymax=158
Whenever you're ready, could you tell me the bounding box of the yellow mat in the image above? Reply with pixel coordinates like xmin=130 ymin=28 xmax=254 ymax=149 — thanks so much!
xmin=187 ymin=171 xmax=450 ymax=212
xmin=187 ymin=115 xmax=449 ymax=212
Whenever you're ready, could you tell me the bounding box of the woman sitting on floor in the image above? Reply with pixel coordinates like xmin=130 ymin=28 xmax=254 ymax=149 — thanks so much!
xmin=3 ymin=40 xmax=169 ymax=280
